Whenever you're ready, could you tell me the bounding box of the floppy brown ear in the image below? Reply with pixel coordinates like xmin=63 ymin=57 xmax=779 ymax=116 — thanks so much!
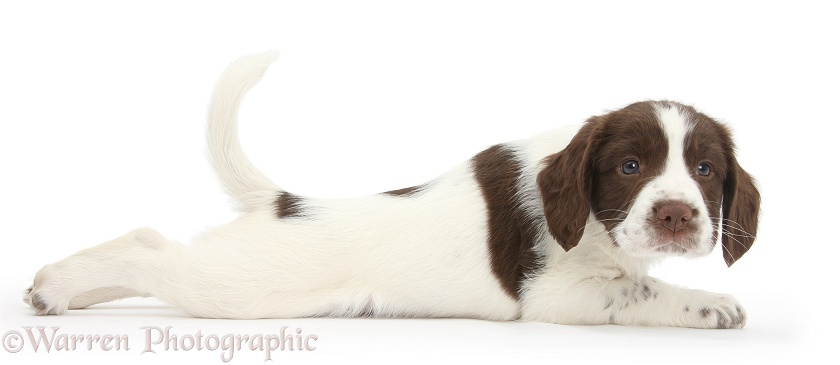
xmin=721 ymin=158 xmax=761 ymax=266
xmin=537 ymin=121 xmax=597 ymax=251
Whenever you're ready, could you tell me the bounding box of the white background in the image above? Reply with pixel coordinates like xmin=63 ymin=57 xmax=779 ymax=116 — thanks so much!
xmin=1 ymin=1 xmax=836 ymax=364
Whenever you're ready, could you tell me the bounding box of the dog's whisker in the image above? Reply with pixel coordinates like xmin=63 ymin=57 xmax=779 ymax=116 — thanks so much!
xmin=720 ymin=239 xmax=737 ymax=259
xmin=721 ymin=232 xmax=750 ymax=250
xmin=714 ymin=221 xmax=754 ymax=236
xmin=575 ymin=218 xmax=625 ymax=233
xmin=713 ymin=218 xmax=751 ymax=231
xmin=593 ymin=209 xmax=630 ymax=216
xmin=719 ymin=226 xmax=754 ymax=238
xmin=710 ymin=217 xmax=752 ymax=232
xmin=721 ymin=230 xmax=756 ymax=239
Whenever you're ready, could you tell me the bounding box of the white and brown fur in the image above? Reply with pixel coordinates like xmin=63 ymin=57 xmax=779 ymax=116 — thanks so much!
xmin=23 ymin=52 xmax=760 ymax=329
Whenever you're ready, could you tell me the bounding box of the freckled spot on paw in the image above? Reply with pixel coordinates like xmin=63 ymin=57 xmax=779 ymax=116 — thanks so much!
xmin=684 ymin=305 xmax=690 ymax=312
xmin=621 ymin=288 xmax=628 ymax=297
xmin=641 ymin=285 xmax=652 ymax=300
xmin=715 ymin=309 xmax=728 ymax=329
xmin=603 ymin=297 xmax=614 ymax=310
xmin=31 ymin=293 xmax=47 ymax=310
xmin=359 ymin=295 xmax=376 ymax=317
xmin=699 ymin=308 xmax=711 ymax=318
xmin=609 ymin=315 xmax=615 ymax=323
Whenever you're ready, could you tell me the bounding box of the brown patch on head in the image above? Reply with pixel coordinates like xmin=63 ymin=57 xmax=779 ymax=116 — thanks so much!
xmin=681 ymin=106 xmax=728 ymax=247
xmin=538 ymin=100 xmax=760 ymax=263
xmin=721 ymin=158 xmax=760 ymax=266
xmin=472 ymin=144 xmax=541 ymax=299
xmin=275 ymin=192 xmax=306 ymax=218
xmin=680 ymin=104 xmax=761 ymax=265
xmin=536 ymin=122 xmax=596 ymax=250
xmin=381 ymin=184 xmax=425 ymax=197
xmin=538 ymin=102 xmax=668 ymax=249
xmin=589 ymin=102 xmax=669 ymax=231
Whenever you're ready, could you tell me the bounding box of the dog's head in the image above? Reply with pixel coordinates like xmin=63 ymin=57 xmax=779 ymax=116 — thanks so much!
xmin=538 ymin=101 xmax=760 ymax=266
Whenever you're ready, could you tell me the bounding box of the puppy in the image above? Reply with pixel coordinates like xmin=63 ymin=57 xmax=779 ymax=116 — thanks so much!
xmin=24 ymin=52 xmax=760 ymax=328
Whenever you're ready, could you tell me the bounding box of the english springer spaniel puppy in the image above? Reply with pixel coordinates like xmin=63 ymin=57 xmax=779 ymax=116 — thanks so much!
xmin=24 ymin=52 xmax=760 ymax=329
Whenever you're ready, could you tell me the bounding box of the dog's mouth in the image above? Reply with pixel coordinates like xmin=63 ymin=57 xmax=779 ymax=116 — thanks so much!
xmin=651 ymin=241 xmax=690 ymax=254
xmin=611 ymin=225 xmax=714 ymax=258
xmin=653 ymin=229 xmax=697 ymax=245
xmin=601 ymin=209 xmax=716 ymax=258
xmin=645 ymin=229 xmax=715 ymax=257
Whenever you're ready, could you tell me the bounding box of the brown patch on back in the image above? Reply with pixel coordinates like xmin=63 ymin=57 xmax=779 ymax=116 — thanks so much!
xmin=381 ymin=184 xmax=425 ymax=197
xmin=275 ymin=192 xmax=306 ymax=218
xmin=472 ymin=144 xmax=541 ymax=299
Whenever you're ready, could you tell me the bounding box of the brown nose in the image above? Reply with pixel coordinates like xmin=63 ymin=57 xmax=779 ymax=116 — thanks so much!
xmin=655 ymin=203 xmax=693 ymax=231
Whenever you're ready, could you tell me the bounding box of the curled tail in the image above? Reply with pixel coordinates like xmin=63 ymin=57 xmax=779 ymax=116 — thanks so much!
xmin=207 ymin=51 xmax=281 ymax=212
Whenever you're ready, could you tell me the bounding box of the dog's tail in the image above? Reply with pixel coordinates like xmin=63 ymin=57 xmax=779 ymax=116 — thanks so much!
xmin=207 ymin=51 xmax=281 ymax=212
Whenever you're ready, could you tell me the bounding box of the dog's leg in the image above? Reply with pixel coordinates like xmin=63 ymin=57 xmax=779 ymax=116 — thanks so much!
xmin=604 ymin=276 xmax=746 ymax=329
xmin=23 ymin=228 xmax=182 ymax=315
xmin=66 ymin=287 xmax=145 ymax=309
xmin=523 ymin=272 xmax=745 ymax=329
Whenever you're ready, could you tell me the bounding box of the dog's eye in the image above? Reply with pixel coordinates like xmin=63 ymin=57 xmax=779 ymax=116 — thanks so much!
xmin=697 ymin=163 xmax=711 ymax=176
xmin=621 ymin=160 xmax=641 ymax=175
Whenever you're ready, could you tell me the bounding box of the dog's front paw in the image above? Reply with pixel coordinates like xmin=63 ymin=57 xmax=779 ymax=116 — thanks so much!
xmin=686 ymin=293 xmax=746 ymax=329
xmin=23 ymin=284 xmax=64 ymax=316
xmin=23 ymin=265 xmax=72 ymax=316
